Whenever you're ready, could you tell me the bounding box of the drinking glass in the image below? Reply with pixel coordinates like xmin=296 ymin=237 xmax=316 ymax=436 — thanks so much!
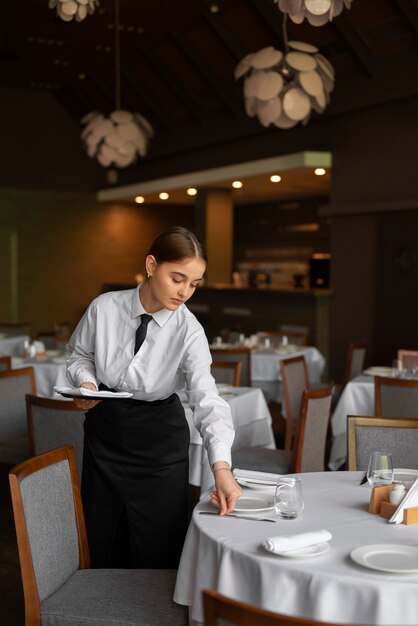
xmin=274 ymin=477 xmax=304 ymax=519
xmin=366 ymin=452 xmax=393 ymax=487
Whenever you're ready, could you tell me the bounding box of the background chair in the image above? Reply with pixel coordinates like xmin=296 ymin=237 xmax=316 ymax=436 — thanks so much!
xmin=343 ymin=342 xmax=367 ymax=385
xmin=232 ymin=386 xmax=333 ymax=475
xmin=0 ymin=355 xmax=12 ymax=372
xmin=280 ymin=355 xmax=309 ymax=451
xmin=374 ymin=376 xmax=418 ymax=417
xmin=210 ymin=347 xmax=252 ymax=386
xmin=9 ymin=445 xmax=188 ymax=626
xmin=211 ymin=361 xmax=242 ymax=387
xmin=26 ymin=394 xmax=85 ymax=483
xmin=0 ymin=368 xmax=36 ymax=464
xmin=347 ymin=416 xmax=418 ymax=471
xmin=256 ymin=331 xmax=307 ymax=347
xmin=0 ymin=323 xmax=32 ymax=338
xmin=398 ymin=349 xmax=418 ymax=370
xmin=203 ymin=588 xmax=348 ymax=626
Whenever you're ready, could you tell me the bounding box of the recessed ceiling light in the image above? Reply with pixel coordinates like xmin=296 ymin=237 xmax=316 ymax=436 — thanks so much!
xmin=270 ymin=175 xmax=282 ymax=183
xmin=187 ymin=188 xmax=197 ymax=196
xmin=159 ymin=192 xmax=169 ymax=200
xmin=135 ymin=195 xmax=145 ymax=204
xmin=232 ymin=180 xmax=243 ymax=189
xmin=314 ymin=168 xmax=326 ymax=176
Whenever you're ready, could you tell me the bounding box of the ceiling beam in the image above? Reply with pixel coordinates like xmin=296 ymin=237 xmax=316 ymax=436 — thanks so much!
xmin=246 ymin=0 xmax=285 ymax=48
xmin=394 ymin=0 xmax=418 ymax=40
xmin=332 ymin=13 xmax=376 ymax=78
xmin=139 ymin=47 xmax=205 ymax=125
xmin=120 ymin=65 xmax=174 ymax=132
xmin=202 ymin=9 xmax=246 ymax=61
xmin=170 ymin=30 xmax=241 ymax=116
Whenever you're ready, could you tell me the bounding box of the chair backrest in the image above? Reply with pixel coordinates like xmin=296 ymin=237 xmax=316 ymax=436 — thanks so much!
xmin=53 ymin=335 xmax=70 ymax=350
xmin=0 ymin=322 xmax=32 ymax=338
xmin=212 ymin=361 xmax=242 ymax=387
xmin=26 ymin=395 xmax=85 ymax=482
xmin=343 ymin=342 xmax=367 ymax=385
xmin=203 ymin=589 xmax=346 ymax=626
xmin=347 ymin=416 xmax=418 ymax=471
xmin=374 ymin=376 xmax=418 ymax=417
xmin=35 ymin=332 xmax=56 ymax=350
xmin=210 ymin=347 xmax=252 ymax=386
xmin=280 ymin=356 xmax=309 ymax=451
xmin=0 ymin=368 xmax=36 ymax=441
xmin=9 ymin=446 xmax=90 ymax=625
xmin=256 ymin=331 xmax=307 ymax=347
xmin=0 ymin=355 xmax=12 ymax=372
xmin=292 ymin=387 xmax=333 ymax=473
xmin=398 ymin=350 xmax=418 ymax=370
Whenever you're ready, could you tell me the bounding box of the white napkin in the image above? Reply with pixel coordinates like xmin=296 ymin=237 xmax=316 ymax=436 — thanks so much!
xmin=233 ymin=468 xmax=281 ymax=485
xmin=54 ymin=386 xmax=133 ymax=399
xmin=264 ymin=530 xmax=332 ymax=554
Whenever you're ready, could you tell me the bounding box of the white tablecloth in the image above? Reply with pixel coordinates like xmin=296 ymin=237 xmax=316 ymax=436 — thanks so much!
xmin=329 ymin=375 xmax=374 ymax=470
xmin=174 ymin=471 xmax=418 ymax=626
xmin=0 ymin=335 xmax=30 ymax=356
xmin=251 ymin=346 xmax=325 ymax=403
xmin=182 ymin=387 xmax=275 ymax=491
xmin=12 ymin=354 xmax=69 ymax=398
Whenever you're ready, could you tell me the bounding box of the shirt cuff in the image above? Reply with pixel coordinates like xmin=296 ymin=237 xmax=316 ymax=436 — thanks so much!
xmin=77 ymin=374 xmax=98 ymax=389
xmin=207 ymin=442 xmax=232 ymax=470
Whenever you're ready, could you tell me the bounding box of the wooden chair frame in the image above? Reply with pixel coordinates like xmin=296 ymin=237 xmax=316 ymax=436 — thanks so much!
xmin=347 ymin=415 xmax=418 ymax=470
xmin=280 ymin=356 xmax=309 ymax=451
xmin=9 ymin=446 xmax=90 ymax=626
xmin=292 ymin=386 xmax=333 ymax=473
xmin=203 ymin=589 xmax=346 ymax=626
xmin=397 ymin=350 xmax=418 ymax=369
xmin=0 ymin=355 xmax=12 ymax=371
xmin=212 ymin=361 xmax=242 ymax=387
xmin=343 ymin=342 xmax=367 ymax=386
xmin=26 ymin=394 xmax=85 ymax=457
xmin=0 ymin=322 xmax=32 ymax=337
xmin=256 ymin=331 xmax=307 ymax=347
xmin=374 ymin=375 xmax=418 ymax=415
xmin=0 ymin=366 xmax=36 ymax=392
xmin=210 ymin=347 xmax=252 ymax=387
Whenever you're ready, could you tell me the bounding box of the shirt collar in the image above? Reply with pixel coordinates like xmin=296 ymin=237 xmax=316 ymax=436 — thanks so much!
xmin=131 ymin=284 xmax=174 ymax=328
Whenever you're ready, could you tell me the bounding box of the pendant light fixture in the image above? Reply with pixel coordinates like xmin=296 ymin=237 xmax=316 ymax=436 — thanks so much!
xmin=49 ymin=0 xmax=99 ymax=23
xmin=274 ymin=0 xmax=354 ymax=26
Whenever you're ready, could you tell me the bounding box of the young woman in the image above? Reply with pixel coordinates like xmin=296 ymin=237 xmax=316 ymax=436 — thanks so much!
xmin=67 ymin=227 xmax=241 ymax=569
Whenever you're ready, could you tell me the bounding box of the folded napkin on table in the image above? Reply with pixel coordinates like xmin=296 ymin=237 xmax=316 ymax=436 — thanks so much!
xmin=264 ymin=530 xmax=332 ymax=554
xmin=233 ymin=468 xmax=281 ymax=485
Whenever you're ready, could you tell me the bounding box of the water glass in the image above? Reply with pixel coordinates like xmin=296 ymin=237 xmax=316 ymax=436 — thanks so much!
xmin=366 ymin=452 xmax=393 ymax=487
xmin=274 ymin=477 xmax=304 ymax=519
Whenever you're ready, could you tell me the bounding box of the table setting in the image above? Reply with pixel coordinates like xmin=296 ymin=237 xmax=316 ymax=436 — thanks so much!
xmin=174 ymin=467 xmax=418 ymax=626
xmin=11 ymin=349 xmax=70 ymax=398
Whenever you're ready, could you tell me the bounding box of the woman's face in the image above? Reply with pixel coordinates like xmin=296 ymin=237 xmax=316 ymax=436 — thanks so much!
xmin=142 ymin=255 xmax=206 ymax=313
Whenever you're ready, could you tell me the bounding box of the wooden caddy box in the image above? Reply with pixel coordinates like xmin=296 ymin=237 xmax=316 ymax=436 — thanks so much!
xmin=368 ymin=485 xmax=418 ymax=524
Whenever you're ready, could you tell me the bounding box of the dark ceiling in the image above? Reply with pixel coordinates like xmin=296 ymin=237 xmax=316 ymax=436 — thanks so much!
xmin=2 ymin=0 xmax=418 ymax=185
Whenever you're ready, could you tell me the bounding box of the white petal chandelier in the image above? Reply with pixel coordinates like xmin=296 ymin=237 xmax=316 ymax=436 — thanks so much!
xmin=81 ymin=0 xmax=153 ymax=168
xmin=48 ymin=0 xmax=99 ymax=23
xmin=235 ymin=41 xmax=334 ymax=129
xmin=274 ymin=0 xmax=354 ymax=26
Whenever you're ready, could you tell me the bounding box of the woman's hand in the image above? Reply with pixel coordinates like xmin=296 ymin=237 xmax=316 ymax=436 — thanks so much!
xmin=210 ymin=464 xmax=242 ymax=515
xmin=72 ymin=382 xmax=101 ymax=411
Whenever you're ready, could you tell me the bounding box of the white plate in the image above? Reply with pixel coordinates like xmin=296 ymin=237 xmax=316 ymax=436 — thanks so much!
xmin=363 ymin=366 xmax=395 ymax=377
xmin=216 ymin=384 xmax=234 ymax=394
xmin=237 ymin=478 xmax=276 ymax=492
xmin=275 ymin=542 xmax=330 ymax=559
xmin=394 ymin=468 xmax=418 ymax=485
xmin=350 ymin=544 xmax=418 ymax=574
xmin=230 ymin=496 xmax=276 ymax=513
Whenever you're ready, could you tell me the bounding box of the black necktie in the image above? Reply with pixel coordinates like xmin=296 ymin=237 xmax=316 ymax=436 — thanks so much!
xmin=134 ymin=314 xmax=153 ymax=355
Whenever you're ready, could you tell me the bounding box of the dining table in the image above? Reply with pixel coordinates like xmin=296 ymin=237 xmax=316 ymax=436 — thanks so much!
xmin=174 ymin=470 xmax=418 ymax=626
xmin=11 ymin=351 xmax=70 ymax=398
xmin=0 ymin=334 xmax=30 ymax=357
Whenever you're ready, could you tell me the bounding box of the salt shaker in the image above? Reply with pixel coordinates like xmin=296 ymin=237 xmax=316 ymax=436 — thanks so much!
xmin=389 ymin=483 xmax=406 ymax=505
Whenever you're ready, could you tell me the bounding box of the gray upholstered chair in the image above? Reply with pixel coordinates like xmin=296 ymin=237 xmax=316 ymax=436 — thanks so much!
xmin=343 ymin=342 xmax=367 ymax=385
xmin=0 ymin=367 xmax=36 ymax=464
xmin=9 ymin=445 xmax=188 ymax=626
xmin=280 ymin=355 xmax=309 ymax=450
xmin=211 ymin=361 xmax=242 ymax=387
xmin=0 ymin=355 xmax=12 ymax=372
xmin=0 ymin=322 xmax=32 ymax=338
xmin=374 ymin=376 xmax=418 ymax=417
xmin=26 ymin=394 xmax=85 ymax=483
xmin=347 ymin=416 xmax=418 ymax=471
xmin=397 ymin=350 xmax=418 ymax=370
xmin=210 ymin=347 xmax=252 ymax=386
xmin=232 ymin=387 xmax=333 ymax=474
xmin=35 ymin=331 xmax=56 ymax=350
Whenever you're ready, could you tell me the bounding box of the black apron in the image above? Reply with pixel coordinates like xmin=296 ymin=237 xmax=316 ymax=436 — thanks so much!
xmin=81 ymin=392 xmax=190 ymax=569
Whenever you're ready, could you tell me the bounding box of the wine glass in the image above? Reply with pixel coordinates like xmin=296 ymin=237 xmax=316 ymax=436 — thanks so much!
xmin=274 ymin=477 xmax=304 ymax=519
xmin=366 ymin=452 xmax=393 ymax=487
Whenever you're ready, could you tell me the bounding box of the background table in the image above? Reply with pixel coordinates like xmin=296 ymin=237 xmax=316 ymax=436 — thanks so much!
xmin=329 ymin=374 xmax=374 ymax=470
xmin=181 ymin=387 xmax=275 ymax=491
xmin=0 ymin=335 xmax=30 ymax=356
xmin=174 ymin=471 xmax=418 ymax=626
xmin=251 ymin=346 xmax=325 ymax=403
xmin=12 ymin=353 xmax=69 ymax=398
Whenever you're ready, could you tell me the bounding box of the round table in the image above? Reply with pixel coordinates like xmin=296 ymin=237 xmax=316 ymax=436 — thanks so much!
xmin=174 ymin=471 xmax=418 ymax=625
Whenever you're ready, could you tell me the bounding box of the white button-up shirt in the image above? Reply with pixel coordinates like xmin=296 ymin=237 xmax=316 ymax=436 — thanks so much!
xmin=67 ymin=285 xmax=234 ymax=467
